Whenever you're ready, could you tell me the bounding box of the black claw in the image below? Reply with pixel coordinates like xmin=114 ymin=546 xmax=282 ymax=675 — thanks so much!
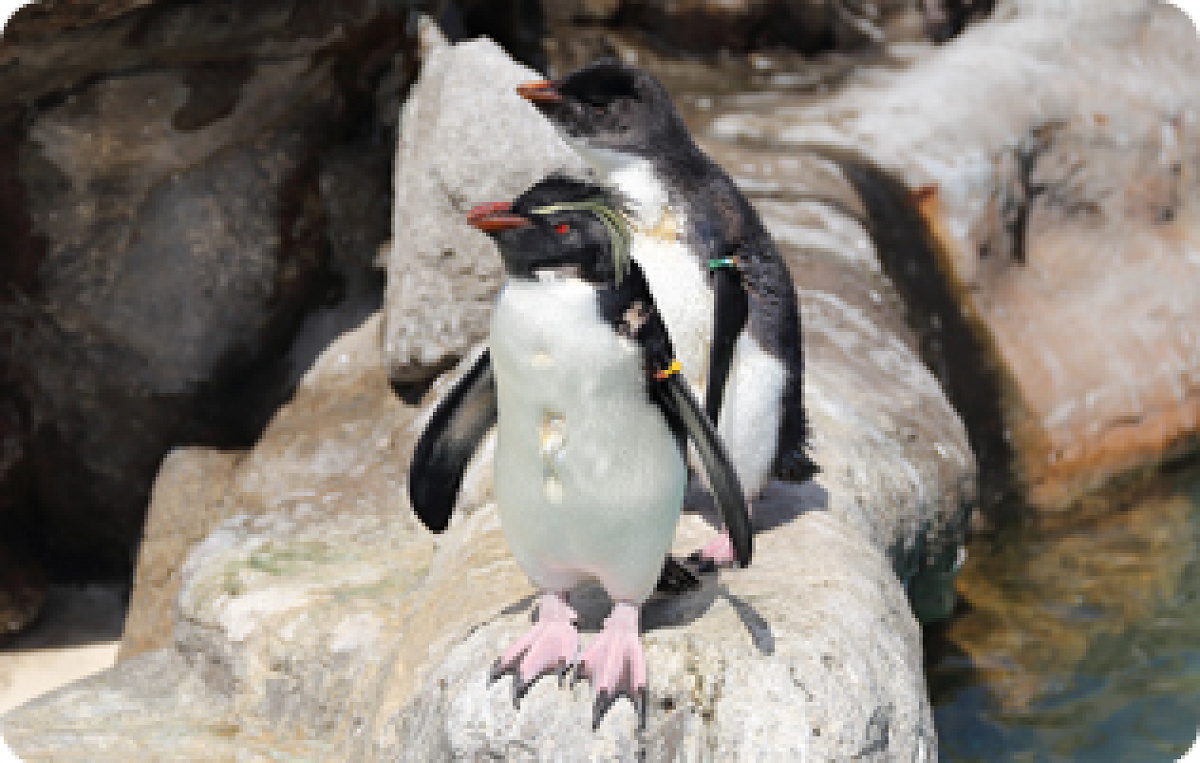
xmin=655 ymin=555 xmax=701 ymax=594
xmin=488 ymin=658 xmax=506 ymax=684
xmin=590 ymin=686 xmax=648 ymax=731
xmin=489 ymin=648 xmax=539 ymax=708
xmin=593 ymin=690 xmax=618 ymax=731
xmin=512 ymin=661 xmax=570 ymax=708
xmin=571 ymin=661 xmax=588 ymax=689
xmin=514 ymin=676 xmax=534 ymax=704
xmin=635 ymin=687 xmax=648 ymax=732
xmin=490 ymin=648 xmax=526 ymax=687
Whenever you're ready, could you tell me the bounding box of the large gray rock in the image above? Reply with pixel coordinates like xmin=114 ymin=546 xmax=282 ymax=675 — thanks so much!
xmin=706 ymin=0 xmax=1200 ymax=514
xmin=4 ymin=38 xmax=972 ymax=760
xmin=0 ymin=0 xmax=413 ymax=579
xmin=118 ymin=447 xmax=241 ymax=659
xmin=383 ymin=37 xmax=585 ymax=383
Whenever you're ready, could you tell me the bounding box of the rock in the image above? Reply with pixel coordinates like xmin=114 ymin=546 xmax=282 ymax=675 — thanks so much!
xmin=920 ymin=0 xmax=996 ymax=43
xmin=708 ymin=0 xmax=1200 ymax=515
xmin=382 ymin=503 xmax=937 ymax=761
xmin=4 ymin=39 xmax=972 ymax=759
xmin=619 ymin=0 xmax=800 ymax=53
xmin=2 ymin=649 xmax=319 ymax=759
xmin=542 ymin=0 xmax=623 ymax=23
xmin=0 ymin=584 xmax=124 ymax=716
xmin=382 ymin=37 xmax=585 ymax=384
xmin=450 ymin=0 xmax=549 ymax=72
xmin=118 ymin=448 xmax=242 ymax=659
xmin=0 ymin=0 xmax=414 ymax=579
xmin=549 ymin=0 xmax=920 ymax=59
xmin=0 ymin=542 xmax=44 ymax=636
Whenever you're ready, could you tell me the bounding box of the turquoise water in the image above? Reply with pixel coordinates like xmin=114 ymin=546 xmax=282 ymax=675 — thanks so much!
xmin=929 ymin=470 xmax=1200 ymax=761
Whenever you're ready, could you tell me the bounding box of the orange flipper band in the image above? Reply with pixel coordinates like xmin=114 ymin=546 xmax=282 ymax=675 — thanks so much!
xmin=654 ymin=360 xmax=682 ymax=381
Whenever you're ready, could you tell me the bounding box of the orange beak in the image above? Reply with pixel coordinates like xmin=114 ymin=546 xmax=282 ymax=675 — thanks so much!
xmin=516 ymin=79 xmax=562 ymax=104
xmin=467 ymin=201 xmax=531 ymax=232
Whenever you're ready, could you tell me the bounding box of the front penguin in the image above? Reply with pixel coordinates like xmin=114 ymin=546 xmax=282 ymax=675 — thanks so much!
xmin=409 ymin=175 xmax=750 ymax=727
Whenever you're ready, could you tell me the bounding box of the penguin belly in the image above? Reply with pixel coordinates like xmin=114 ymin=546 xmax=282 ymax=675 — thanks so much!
xmin=489 ymin=278 xmax=687 ymax=604
xmin=629 ymin=221 xmax=786 ymax=499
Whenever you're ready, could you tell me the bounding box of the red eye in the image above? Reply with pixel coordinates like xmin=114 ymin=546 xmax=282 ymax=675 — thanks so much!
xmin=556 ymin=223 xmax=570 ymax=235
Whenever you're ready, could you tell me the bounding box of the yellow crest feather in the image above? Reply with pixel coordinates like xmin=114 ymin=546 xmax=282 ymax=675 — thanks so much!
xmin=532 ymin=199 xmax=633 ymax=286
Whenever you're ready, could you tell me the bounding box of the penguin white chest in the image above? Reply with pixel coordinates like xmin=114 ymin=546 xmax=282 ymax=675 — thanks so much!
xmin=603 ymin=160 xmax=712 ymax=392
xmin=629 ymin=231 xmax=714 ymax=393
xmin=488 ymin=278 xmax=686 ymax=602
xmin=608 ymin=164 xmax=788 ymax=499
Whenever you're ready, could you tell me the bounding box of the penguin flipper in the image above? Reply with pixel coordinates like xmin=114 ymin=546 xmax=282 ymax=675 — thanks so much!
xmin=705 ymin=258 xmax=749 ymax=422
xmin=653 ymin=373 xmax=752 ymax=568
xmin=408 ymin=349 xmax=497 ymax=533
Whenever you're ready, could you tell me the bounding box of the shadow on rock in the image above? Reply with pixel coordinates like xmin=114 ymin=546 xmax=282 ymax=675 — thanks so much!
xmin=684 ymin=477 xmax=829 ymax=535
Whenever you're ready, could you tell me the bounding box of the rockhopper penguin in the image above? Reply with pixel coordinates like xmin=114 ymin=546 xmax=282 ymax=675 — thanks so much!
xmin=518 ymin=60 xmax=814 ymax=566
xmin=408 ymin=175 xmax=751 ymax=728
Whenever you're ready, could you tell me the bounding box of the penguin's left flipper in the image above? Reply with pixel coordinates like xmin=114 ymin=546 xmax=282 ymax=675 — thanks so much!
xmin=408 ymin=349 xmax=497 ymax=534
xmin=704 ymin=252 xmax=749 ymax=422
xmin=653 ymin=372 xmax=752 ymax=568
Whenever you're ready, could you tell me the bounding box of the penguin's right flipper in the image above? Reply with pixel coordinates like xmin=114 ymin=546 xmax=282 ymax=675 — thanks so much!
xmin=408 ymin=349 xmax=497 ymax=533
xmin=704 ymin=258 xmax=749 ymax=422
xmin=653 ymin=373 xmax=752 ymax=568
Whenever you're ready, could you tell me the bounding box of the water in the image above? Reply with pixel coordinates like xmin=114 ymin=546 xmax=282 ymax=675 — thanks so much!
xmin=928 ymin=469 xmax=1200 ymax=761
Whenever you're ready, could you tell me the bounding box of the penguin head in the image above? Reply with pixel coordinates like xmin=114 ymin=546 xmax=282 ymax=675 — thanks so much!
xmin=517 ymin=60 xmax=689 ymax=161
xmin=468 ymin=174 xmax=633 ymax=285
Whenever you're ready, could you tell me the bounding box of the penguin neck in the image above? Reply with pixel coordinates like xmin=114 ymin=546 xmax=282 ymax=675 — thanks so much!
xmin=569 ymin=140 xmax=673 ymax=229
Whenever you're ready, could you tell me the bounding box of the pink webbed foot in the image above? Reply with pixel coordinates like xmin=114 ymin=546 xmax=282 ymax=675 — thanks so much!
xmin=574 ymin=602 xmax=647 ymax=730
xmin=687 ymin=530 xmax=737 ymax=572
xmin=490 ymin=592 xmax=579 ymax=705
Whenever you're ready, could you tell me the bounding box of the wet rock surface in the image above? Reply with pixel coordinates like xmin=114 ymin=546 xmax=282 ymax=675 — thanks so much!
xmin=4 ymin=38 xmax=972 ymax=760
xmin=705 ymin=0 xmax=1200 ymax=515
xmin=0 ymin=0 xmax=412 ymax=582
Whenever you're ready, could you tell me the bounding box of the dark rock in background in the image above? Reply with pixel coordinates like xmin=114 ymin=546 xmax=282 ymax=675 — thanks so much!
xmin=544 ymin=0 xmax=928 ymax=71
xmin=615 ymin=0 xmax=840 ymax=54
xmin=0 ymin=0 xmax=416 ymax=585
xmin=0 ymin=538 xmax=44 ymax=636
xmin=921 ymin=0 xmax=995 ymax=44
xmin=448 ymin=0 xmax=548 ymax=71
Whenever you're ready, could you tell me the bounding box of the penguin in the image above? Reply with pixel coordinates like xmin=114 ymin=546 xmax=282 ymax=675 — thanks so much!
xmin=408 ymin=175 xmax=751 ymax=727
xmin=517 ymin=60 xmax=814 ymax=567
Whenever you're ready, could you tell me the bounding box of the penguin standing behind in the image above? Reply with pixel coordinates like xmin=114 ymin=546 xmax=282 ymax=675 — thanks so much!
xmin=518 ymin=61 xmax=814 ymax=567
xmin=408 ymin=175 xmax=751 ymax=727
